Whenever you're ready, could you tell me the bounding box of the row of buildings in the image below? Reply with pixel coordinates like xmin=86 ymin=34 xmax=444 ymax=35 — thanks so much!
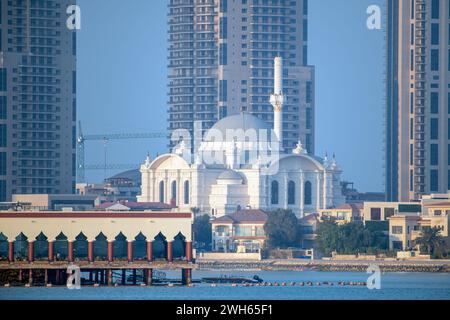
xmin=1 ymin=0 xmax=449 ymax=206
xmin=208 ymin=192 xmax=450 ymax=256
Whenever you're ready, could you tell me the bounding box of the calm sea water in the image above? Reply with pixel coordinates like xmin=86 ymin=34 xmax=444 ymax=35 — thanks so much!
xmin=1 ymin=271 xmax=449 ymax=300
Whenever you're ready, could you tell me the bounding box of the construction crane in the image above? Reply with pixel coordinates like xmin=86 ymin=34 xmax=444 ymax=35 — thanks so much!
xmin=77 ymin=122 xmax=167 ymax=183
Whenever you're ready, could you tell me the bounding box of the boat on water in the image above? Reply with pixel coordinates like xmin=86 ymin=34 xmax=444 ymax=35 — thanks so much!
xmin=202 ymin=275 xmax=263 ymax=284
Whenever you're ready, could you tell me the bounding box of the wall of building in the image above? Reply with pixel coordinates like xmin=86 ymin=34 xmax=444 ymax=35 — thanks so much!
xmin=168 ymin=0 xmax=314 ymax=152
xmin=0 ymin=212 xmax=192 ymax=242
xmin=386 ymin=0 xmax=450 ymax=201
xmin=0 ymin=0 xmax=77 ymax=201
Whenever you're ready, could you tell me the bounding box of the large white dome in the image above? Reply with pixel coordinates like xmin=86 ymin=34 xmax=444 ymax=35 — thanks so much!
xmin=209 ymin=113 xmax=271 ymax=135
xmin=203 ymin=113 xmax=272 ymax=142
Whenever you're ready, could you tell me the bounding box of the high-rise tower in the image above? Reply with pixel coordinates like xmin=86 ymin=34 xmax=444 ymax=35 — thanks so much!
xmin=168 ymin=0 xmax=315 ymax=152
xmin=386 ymin=0 xmax=450 ymax=201
xmin=0 ymin=0 xmax=77 ymax=201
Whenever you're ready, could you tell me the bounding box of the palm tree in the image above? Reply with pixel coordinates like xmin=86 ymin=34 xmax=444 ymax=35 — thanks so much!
xmin=414 ymin=227 xmax=445 ymax=255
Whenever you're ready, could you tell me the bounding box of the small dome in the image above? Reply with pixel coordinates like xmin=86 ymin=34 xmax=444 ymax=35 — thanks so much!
xmin=217 ymin=170 xmax=243 ymax=181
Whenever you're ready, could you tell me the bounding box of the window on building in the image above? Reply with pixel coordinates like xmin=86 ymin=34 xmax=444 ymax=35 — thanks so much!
xmin=219 ymin=17 xmax=227 ymax=39
xmin=306 ymin=134 xmax=312 ymax=154
xmin=392 ymin=241 xmax=403 ymax=250
xmin=370 ymin=208 xmax=381 ymax=221
xmin=271 ymin=181 xmax=279 ymax=205
xmin=449 ymin=24 xmax=450 ymax=44
xmin=306 ymin=108 xmax=312 ymax=129
xmin=448 ymin=145 xmax=450 ymax=166
xmin=431 ymin=144 xmax=439 ymax=165
xmin=410 ymin=144 xmax=414 ymax=165
xmin=385 ymin=208 xmax=395 ymax=219
xmin=448 ymin=50 xmax=450 ymax=71
xmin=0 ymin=124 xmax=6 ymax=148
xmin=448 ymin=93 xmax=450 ymax=114
xmin=220 ymin=0 xmax=227 ymax=13
xmin=0 ymin=152 xmax=6 ymax=176
xmin=432 ymin=0 xmax=440 ymax=18
xmin=431 ymin=23 xmax=440 ymax=45
xmin=410 ymin=92 xmax=414 ymax=113
xmin=430 ymin=119 xmax=438 ymax=139
xmin=72 ymin=71 xmax=76 ymax=94
xmin=430 ymin=170 xmax=439 ymax=192
xmin=0 ymin=69 xmax=6 ymax=92
xmin=235 ymin=226 xmax=252 ymax=237
xmin=255 ymin=226 xmax=265 ymax=237
xmin=303 ymin=45 xmax=308 ymax=66
xmin=431 ymin=49 xmax=439 ymax=71
xmin=288 ymin=181 xmax=295 ymax=205
xmin=446 ymin=118 xmax=450 ymax=139
xmin=448 ymin=170 xmax=450 ymax=190
xmin=219 ymin=80 xmax=227 ymax=102
xmin=410 ymin=169 xmax=414 ymax=192
xmin=303 ymin=19 xmax=308 ymax=42
xmin=0 ymin=180 xmax=5 ymax=202
xmin=392 ymin=226 xmax=403 ymax=234
xmin=306 ymin=81 xmax=312 ymax=103
xmin=184 ymin=180 xmax=189 ymax=205
xmin=219 ymin=43 xmax=227 ymax=66
xmin=171 ymin=181 xmax=177 ymax=204
xmin=304 ymin=181 xmax=312 ymax=205
xmin=159 ymin=181 xmax=165 ymax=203
xmin=0 ymin=96 xmax=6 ymax=119
xmin=431 ymin=92 xmax=439 ymax=114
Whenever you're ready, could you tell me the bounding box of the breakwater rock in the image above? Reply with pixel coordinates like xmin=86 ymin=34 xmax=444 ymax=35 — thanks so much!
xmin=197 ymin=260 xmax=450 ymax=273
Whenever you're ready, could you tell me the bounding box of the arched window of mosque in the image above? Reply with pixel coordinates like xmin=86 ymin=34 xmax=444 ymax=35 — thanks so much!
xmin=171 ymin=181 xmax=177 ymax=204
xmin=271 ymin=181 xmax=279 ymax=205
xmin=244 ymin=150 xmax=250 ymax=164
xmin=184 ymin=180 xmax=190 ymax=204
xmin=159 ymin=181 xmax=165 ymax=203
xmin=304 ymin=181 xmax=312 ymax=205
xmin=288 ymin=181 xmax=296 ymax=205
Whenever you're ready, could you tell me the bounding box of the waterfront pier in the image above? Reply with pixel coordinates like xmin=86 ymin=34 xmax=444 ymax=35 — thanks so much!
xmin=0 ymin=211 xmax=195 ymax=286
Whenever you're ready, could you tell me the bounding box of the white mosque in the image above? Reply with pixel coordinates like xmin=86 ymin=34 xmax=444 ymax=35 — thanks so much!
xmin=138 ymin=58 xmax=345 ymax=218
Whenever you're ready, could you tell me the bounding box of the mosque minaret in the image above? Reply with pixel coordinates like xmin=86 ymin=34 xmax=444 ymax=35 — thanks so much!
xmin=270 ymin=57 xmax=285 ymax=147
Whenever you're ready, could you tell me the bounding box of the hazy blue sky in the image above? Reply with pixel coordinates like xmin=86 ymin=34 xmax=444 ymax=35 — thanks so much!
xmin=77 ymin=0 xmax=385 ymax=192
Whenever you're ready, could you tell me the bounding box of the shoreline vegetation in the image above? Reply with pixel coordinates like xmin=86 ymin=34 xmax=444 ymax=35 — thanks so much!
xmin=197 ymin=259 xmax=450 ymax=273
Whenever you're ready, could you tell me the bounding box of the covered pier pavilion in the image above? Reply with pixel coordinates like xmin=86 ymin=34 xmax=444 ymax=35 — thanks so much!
xmin=0 ymin=211 xmax=195 ymax=286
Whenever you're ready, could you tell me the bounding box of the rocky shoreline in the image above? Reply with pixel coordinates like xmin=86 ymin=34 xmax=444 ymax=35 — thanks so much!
xmin=197 ymin=260 xmax=450 ymax=273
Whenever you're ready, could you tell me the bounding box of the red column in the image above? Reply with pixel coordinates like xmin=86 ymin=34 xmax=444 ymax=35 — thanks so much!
xmin=48 ymin=241 xmax=54 ymax=262
xmin=107 ymin=269 xmax=113 ymax=286
xmin=182 ymin=268 xmax=192 ymax=286
xmin=88 ymin=241 xmax=94 ymax=263
xmin=68 ymin=241 xmax=74 ymax=262
xmin=8 ymin=242 xmax=14 ymax=263
xmin=185 ymin=241 xmax=192 ymax=262
xmin=147 ymin=241 xmax=153 ymax=262
xmin=28 ymin=242 xmax=34 ymax=263
xmin=127 ymin=241 xmax=133 ymax=263
xmin=167 ymin=241 xmax=173 ymax=262
xmin=107 ymin=242 xmax=114 ymax=263
xmin=145 ymin=269 xmax=153 ymax=286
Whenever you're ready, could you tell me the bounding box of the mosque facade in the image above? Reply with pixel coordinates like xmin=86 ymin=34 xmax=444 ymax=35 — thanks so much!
xmin=138 ymin=58 xmax=345 ymax=218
